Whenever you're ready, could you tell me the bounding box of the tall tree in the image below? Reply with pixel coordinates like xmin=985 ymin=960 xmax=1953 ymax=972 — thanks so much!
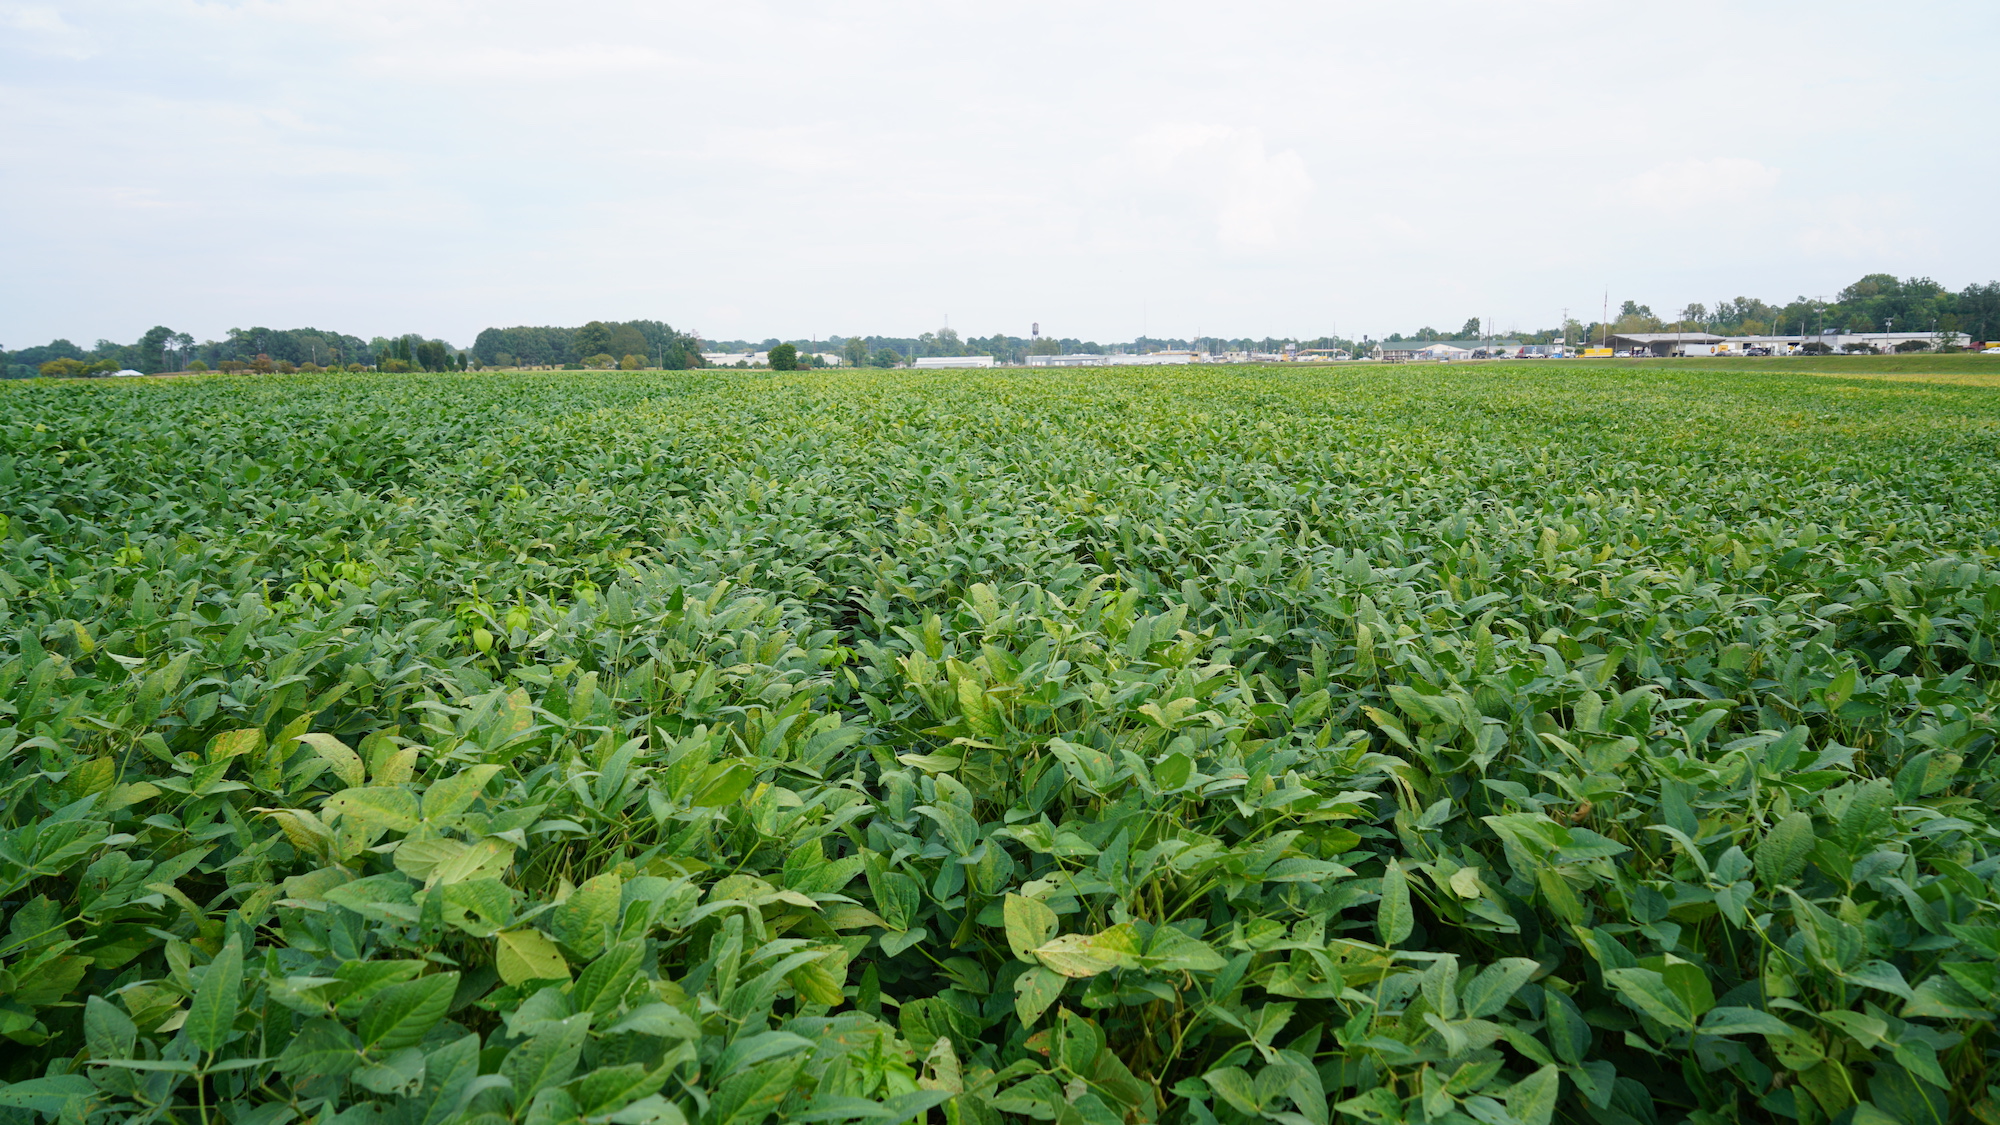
xmin=573 ymin=321 xmax=614 ymax=359
xmin=137 ymin=326 xmax=175 ymax=374
xmin=606 ymin=324 xmax=648 ymax=361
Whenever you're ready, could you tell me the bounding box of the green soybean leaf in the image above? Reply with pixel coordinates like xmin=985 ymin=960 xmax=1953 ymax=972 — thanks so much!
xmin=1700 ymin=1007 xmax=1795 ymax=1036
xmin=1604 ymin=967 xmax=1696 ymax=1031
xmin=692 ymin=761 xmax=755 ymax=808
xmin=359 ymin=972 xmax=457 ymax=1051
xmin=84 ymin=995 xmax=137 ymax=1059
xmin=502 ymin=1014 xmax=590 ymax=1103
xmin=1503 ymin=1065 xmax=1560 ymax=1125
xmin=1377 ymin=860 xmax=1413 ymax=946
xmin=1461 ymin=958 xmax=1539 ymax=1018
xmin=187 ymin=933 xmax=243 ymax=1052
xmin=1756 ymin=812 xmax=1814 ymax=885
xmin=551 ymin=872 xmax=622 ymax=960
xmin=1543 ymin=989 xmax=1591 ymax=1065
xmin=1203 ymin=1068 xmax=1261 ymax=1115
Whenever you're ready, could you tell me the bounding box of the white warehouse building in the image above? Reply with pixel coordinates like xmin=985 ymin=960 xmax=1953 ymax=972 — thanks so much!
xmin=913 ymin=355 xmax=998 ymax=368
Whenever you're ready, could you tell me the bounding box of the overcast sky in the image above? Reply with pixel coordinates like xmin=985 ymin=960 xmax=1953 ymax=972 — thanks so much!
xmin=4 ymin=0 xmax=1994 ymax=348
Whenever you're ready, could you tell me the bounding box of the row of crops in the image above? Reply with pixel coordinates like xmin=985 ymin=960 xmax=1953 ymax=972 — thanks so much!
xmin=1 ymin=364 xmax=1998 ymax=1125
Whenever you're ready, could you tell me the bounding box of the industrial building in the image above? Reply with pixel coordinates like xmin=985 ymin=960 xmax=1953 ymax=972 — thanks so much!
xmin=914 ymin=355 xmax=998 ymax=368
xmin=1376 ymin=339 xmax=1523 ymax=362
xmin=1606 ymin=331 xmax=1972 ymax=356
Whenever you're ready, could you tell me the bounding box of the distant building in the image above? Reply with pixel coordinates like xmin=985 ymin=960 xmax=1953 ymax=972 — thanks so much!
xmin=913 ymin=355 xmax=998 ymax=368
xmin=1607 ymin=332 xmax=1727 ymax=357
xmin=1601 ymin=331 xmax=1972 ymax=356
xmin=702 ymin=351 xmax=765 ymax=366
xmin=1107 ymin=352 xmax=1200 ymax=365
xmin=1378 ymin=339 xmax=1522 ymax=362
xmin=1026 ymin=354 xmax=1109 ymax=367
xmin=1714 ymin=331 xmax=1969 ymax=355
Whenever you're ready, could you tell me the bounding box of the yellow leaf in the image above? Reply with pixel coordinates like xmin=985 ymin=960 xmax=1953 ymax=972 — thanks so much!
xmin=1449 ymin=868 xmax=1485 ymax=899
xmin=1031 ymin=934 xmax=1122 ymax=979
xmin=495 ymin=928 xmax=569 ymax=985
xmin=298 ymin=733 xmax=365 ymax=788
xmin=209 ymin=728 xmax=265 ymax=762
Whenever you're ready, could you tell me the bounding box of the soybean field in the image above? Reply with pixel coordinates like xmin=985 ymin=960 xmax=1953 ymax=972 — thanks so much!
xmin=2 ymin=363 xmax=1999 ymax=1125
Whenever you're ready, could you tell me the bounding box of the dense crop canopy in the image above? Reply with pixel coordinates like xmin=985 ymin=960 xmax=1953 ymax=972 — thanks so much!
xmin=2 ymin=365 xmax=1999 ymax=1125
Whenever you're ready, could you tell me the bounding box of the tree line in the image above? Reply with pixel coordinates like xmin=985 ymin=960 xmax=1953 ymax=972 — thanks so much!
xmin=3 ymin=319 xmax=704 ymax=379
xmin=469 ymin=320 xmax=701 ymax=369
xmin=8 ymin=275 xmax=1993 ymax=378
xmin=1392 ymin=274 xmax=2000 ymax=350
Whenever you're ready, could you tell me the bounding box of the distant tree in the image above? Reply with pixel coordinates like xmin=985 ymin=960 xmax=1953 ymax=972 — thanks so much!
xmin=138 ymin=326 xmax=175 ymax=374
xmin=1612 ymin=310 xmax=1664 ymax=335
xmin=1458 ymin=318 xmax=1482 ymax=338
xmin=768 ymin=344 xmax=799 ymax=371
xmin=187 ymin=359 xmax=209 ymax=372
xmin=842 ymin=337 xmax=868 ymax=367
xmin=39 ymin=358 xmax=87 ymax=377
xmin=1935 ymin=314 xmax=1964 ymax=351
xmin=584 ymin=353 xmax=617 ymax=369
xmin=1620 ymin=300 xmax=1655 ymax=318
xmin=619 ymin=354 xmax=643 ymax=370
xmin=1959 ymin=281 xmax=2000 ymax=342
xmin=871 ymin=347 xmax=902 ymax=368
xmin=574 ymin=321 xmax=614 ymax=359
xmin=1894 ymin=339 xmax=1931 ymax=353
xmin=934 ymin=327 xmax=964 ymax=356
xmin=606 ymin=324 xmax=648 ymax=359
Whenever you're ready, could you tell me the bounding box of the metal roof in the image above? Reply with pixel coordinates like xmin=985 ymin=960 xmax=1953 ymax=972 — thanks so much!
xmin=1608 ymin=332 xmax=1727 ymax=344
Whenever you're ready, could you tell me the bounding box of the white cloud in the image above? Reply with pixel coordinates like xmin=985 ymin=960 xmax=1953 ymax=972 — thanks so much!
xmin=1791 ymin=194 xmax=1933 ymax=261
xmin=1 ymin=3 xmax=96 ymax=58
xmin=1100 ymin=125 xmax=1315 ymax=253
xmin=1218 ymin=145 xmax=1313 ymax=252
xmin=0 ymin=0 xmax=1995 ymax=344
xmin=1623 ymin=158 xmax=1780 ymax=211
xmin=361 ymin=43 xmax=674 ymax=80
